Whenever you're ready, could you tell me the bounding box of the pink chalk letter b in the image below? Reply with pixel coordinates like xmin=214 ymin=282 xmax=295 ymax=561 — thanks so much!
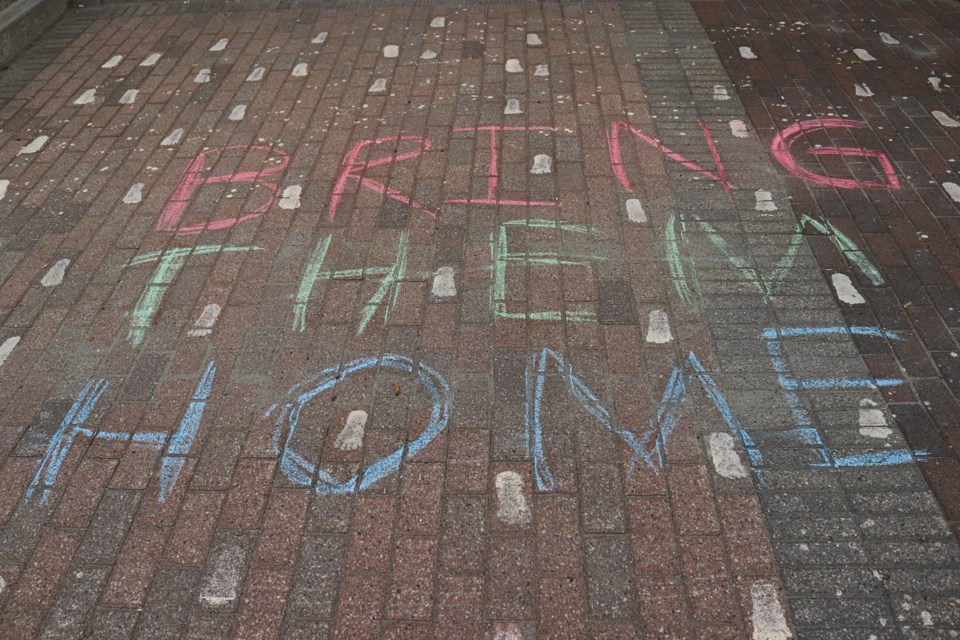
xmin=157 ymin=145 xmax=291 ymax=234
xmin=770 ymin=119 xmax=899 ymax=190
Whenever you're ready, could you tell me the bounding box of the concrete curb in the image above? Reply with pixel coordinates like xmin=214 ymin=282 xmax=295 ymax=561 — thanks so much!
xmin=0 ymin=0 xmax=67 ymax=65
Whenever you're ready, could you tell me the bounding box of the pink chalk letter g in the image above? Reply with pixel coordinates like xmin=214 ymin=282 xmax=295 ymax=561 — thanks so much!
xmin=157 ymin=145 xmax=291 ymax=235
xmin=770 ymin=119 xmax=899 ymax=190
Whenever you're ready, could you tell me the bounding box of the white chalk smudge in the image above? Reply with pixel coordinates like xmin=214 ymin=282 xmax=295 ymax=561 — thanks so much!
xmin=859 ymin=399 xmax=887 ymax=427
xmin=929 ymin=77 xmax=942 ymax=92
xmin=194 ymin=68 xmax=211 ymax=83
xmin=932 ymin=111 xmax=960 ymax=128
xmin=921 ymin=611 xmax=934 ymax=627
xmin=334 ymin=410 xmax=367 ymax=451
xmin=247 ymin=67 xmax=265 ymax=82
xmin=188 ymin=303 xmax=222 ymax=337
xmin=492 ymin=624 xmax=524 ymax=640
xmin=534 ymin=64 xmax=549 ymax=77
xmin=730 ymin=119 xmax=749 ymax=138
xmin=278 ymin=185 xmax=301 ymax=209
xmin=228 ymin=105 xmax=246 ymax=121
xmin=102 ymin=55 xmax=123 ymax=68
xmin=505 ymin=59 xmax=523 ymax=73
xmin=292 ymin=63 xmax=308 ymax=77
xmin=18 ymin=135 xmax=48 ymax=155
xmin=161 ymin=128 xmax=184 ymax=146
xmin=0 ymin=337 xmax=20 ymax=368
xmin=750 ymin=581 xmax=792 ymax=640
xmin=739 ymin=46 xmax=757 ymax=59
xmin=210 ymin=39 xmax=229 ymax=52
xmin=530 ymin=154 xmax=552 ymax=175
xmin=420 ymin=49 xmax=437 ymax=60
xmin=312 ymin=32 xmax=328 ymax=44
xmin=832 ymin=273 xmax=865 ymax=305
xmin=527 ymin=33 xmax=543 ymax=46
xmin=860 ymin=426 xmax=892 ymax=439
xmin=41 ymin=259 xmax=70 ymax=287
xmin=646 ymin=309 xmax=673 ymax=343
xmin=123 ymin=183 xmax=144 ymax=204
xmin=495 ymin=471 xmax=530 ymax=525
xmin=199 ymin=545 xmax=244 ymax=607
xmin=430 ymin=17 xmax=445 ymax=28
xmin=74 ymin=89 xmax=96 ymax=105
xmin=432 ymin=267 xmax=456 ymax=297
xmin=708 ymin=432 xmax=748 ymax=479
xmin=369 ymin=78 xmax=387 ymax=93
xmin=0 ymin=180 xmax=9 ymax=201
xmin=140 ymin=53 xmax=161 ymax=67
xmin=383 ymin=45 xmax=399 ymax=58
xmin=626 ymin=198 xmax=647 ymax=223
xmin=854 ymin=48 xmax=876 ymax=61
xmin=854 ymin=83 xmax=874 ymax=97
xmin=713 ymin=84 xmax=730 ymax=100
xmin=755 ymin=189 xmax=777 ymax=211
xmin=119 ymin=89 xmax=138 ymax=105
xmin=943 ymin=182 xmax=960 ymax=203
xmin=879 ymin=32 xmax=900 ymax=44
xmin=504 ymin=98 xmax=522 ymax=115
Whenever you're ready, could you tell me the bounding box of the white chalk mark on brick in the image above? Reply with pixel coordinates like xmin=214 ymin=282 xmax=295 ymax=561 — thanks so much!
xmin=713 ymin=84 xmax=730 ymax=100
xmin=708 ymin=432 xmax=748 ymax=478
xmin=0 ymin=337 xmax=20 ymax=368
xmin=369 ymin=78 xmax=387 ymax=93
xmin=943 ymin=182 xmax=960 ymax=203
xmin=74 ymin=89 xmax=96 ymax=105
xmin=858 ymin=399 xmax=887 ymax=427
xmin=229 ymin=105 xmax=246 ymax=121
xmin=420 ymin=49 xmax=437 ymax=60
xmin=879 ymin=32 xmax=900 ymax=45
xmin=194 ymin=69 xmax=211 ymax=83
xmin=334 ymin=410 xmax=367 ymax=451
xmin=0 ymin=180 xmax=9 ymax=201
xmin=312 ymin=32 xmax=328 ymax=44
xmin=505 ymin=59 xmax=523 ymax=73
xmin=199 ymin=545 xmax=244 ymax=607
xmin=141 ymin=53 xmax=161 ymax=66
xmin=739 ymin=46 xmax=757 ymax=59
xmin=102 ymin=55 xmax=123 ymax=68
xmin=854 ymin=83 xmax=874 ymax=97
xmin=755 ymin=190 xmax=777 ymax=211
xmin=832 ymin=273 xmax=865 ymax=305
xmin=933 ymin=111 xmax=960 ymax=128
xmin=495 ymin=471 xmax=530 ymax=525
xmin=730 ymin=119 xmax=749 ymax=138
xmin=492 ymin=624 xmax=524 ymax=640
xmin=853 ymin=48 xmax=876 ymax=61
xmin=626 ymin=198 xmax=647 ymax=223
xmin=504 ymin=98 xmax=522 ymax=115
xmin=292 ymin=63 xmax=308 ymax=77
xmin=18 ymin=135 xmax=48 ymax=155
xmin=41 ymin=259 xmax=70 ymax=287
xmin=383 ymin=45 xmax=399 ymax=58
xmin=210 ymin=39 xmax=228 ymax=52
xmin=161 ymin=128 xmax=184 ymax=146
xmin=646 ymin=309 xmax=673 ymax=343
xmin=534 ymin=64 xmax=549 ymax=77
xmin=188 ymin=303 xmax=222 ymax=337
xmin=527 ymin=33 xmax=543 ymax=46
xmin=123 ymin=183 xmax=144 ymax=204
xmin=929 ymin=77 xmax=942 ymax=92
xmin=119 ymin=89 xmax=138 ymax=105
xmin=430 ymin=17 xmax=445 ymax=28
xmin=432 ymin=267 xmax=456 ymax=297
xmin=751 ymin=581 xmax=792 ymax=640
xmin=278 ymin=185 xmax=301 ymax=209
xmin=530 ymin=154 xmax=552 ymax=175
xmin=246 ymin=67 xmax=265 ymax=82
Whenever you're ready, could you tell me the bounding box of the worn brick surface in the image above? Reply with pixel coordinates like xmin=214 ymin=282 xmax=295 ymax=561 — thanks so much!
xmin=0 ymin=0 xmax=956 ymax=637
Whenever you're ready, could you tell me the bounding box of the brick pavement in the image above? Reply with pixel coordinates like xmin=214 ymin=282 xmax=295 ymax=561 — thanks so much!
xmin=0 ymin=0 xmax=956 ymax=637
